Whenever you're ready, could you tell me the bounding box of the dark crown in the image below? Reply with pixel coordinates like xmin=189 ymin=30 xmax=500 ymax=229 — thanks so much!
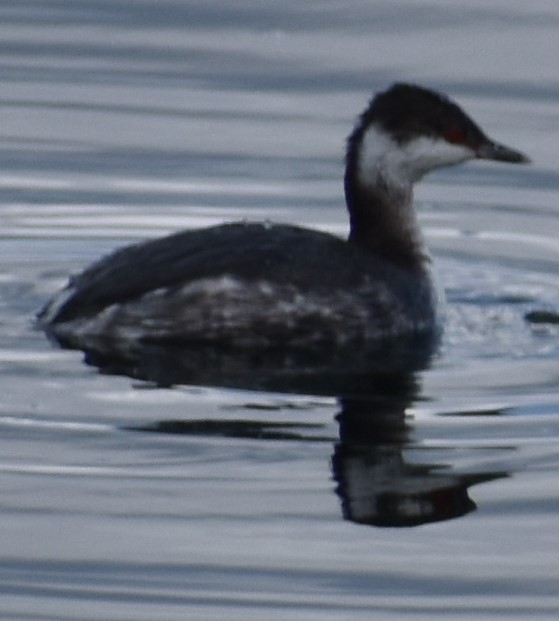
xmin=347 ymin=83 xmax=487 ymax=152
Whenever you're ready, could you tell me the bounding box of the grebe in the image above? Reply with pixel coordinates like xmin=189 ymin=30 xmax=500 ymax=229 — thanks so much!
xmin=39 ymin=83 xmax=529 ymax=350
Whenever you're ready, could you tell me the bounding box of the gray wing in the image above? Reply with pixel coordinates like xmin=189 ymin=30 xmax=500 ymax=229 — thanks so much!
xmin=40 ymin=223 xmax=385 ymax=324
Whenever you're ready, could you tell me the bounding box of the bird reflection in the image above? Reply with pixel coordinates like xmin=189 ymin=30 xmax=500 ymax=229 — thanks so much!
xmin=69 ymin=336 xmax=505 ymax=527
xmin=333 ymin=382 xmax=503 ymax=527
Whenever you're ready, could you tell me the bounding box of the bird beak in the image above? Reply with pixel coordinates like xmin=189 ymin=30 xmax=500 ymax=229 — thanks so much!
xmin=476 ymin=139 xmax=531 ymax=164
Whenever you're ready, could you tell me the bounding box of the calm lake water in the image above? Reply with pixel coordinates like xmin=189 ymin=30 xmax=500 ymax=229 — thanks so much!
xmin=1 ymin=1 xmax=559 ymax=619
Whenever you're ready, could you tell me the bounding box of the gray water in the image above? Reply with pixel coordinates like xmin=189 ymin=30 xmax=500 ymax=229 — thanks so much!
xmin=2 ymin=1 xmax=559 ymax=619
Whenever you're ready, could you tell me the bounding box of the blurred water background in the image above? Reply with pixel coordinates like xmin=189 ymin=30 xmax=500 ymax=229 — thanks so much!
xmin=1 ymin=1 xmax=559 ymax=619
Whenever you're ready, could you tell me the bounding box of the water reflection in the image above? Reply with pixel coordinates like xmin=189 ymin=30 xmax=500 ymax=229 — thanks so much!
xmin=70 ymin=333 xmax=436 ymax=394
xmin=334 ymin=392 xmax=505 ymax=527
xmin=62 ymin=337 xmax=506 ymax=527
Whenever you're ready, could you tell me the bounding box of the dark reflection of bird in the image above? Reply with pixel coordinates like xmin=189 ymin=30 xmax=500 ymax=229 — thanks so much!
xmin=119 ymin=359 xmax=507 ymax=528
xmin=38 ymin=84 xmax=529 ymax=353
xmin=332 ymin=378 xmax=506 ymax=528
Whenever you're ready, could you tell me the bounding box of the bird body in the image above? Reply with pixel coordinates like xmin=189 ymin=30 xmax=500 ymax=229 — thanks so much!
xmin=39 ymin=84 xmax=529 ymax=351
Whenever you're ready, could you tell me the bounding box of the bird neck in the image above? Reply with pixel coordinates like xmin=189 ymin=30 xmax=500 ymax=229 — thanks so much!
xmin=345 ymin=169 xmax=427 ymax=273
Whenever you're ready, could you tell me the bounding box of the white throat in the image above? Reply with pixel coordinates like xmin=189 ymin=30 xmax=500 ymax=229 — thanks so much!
xmin=357 ymin=124 xmax=474 ymax=191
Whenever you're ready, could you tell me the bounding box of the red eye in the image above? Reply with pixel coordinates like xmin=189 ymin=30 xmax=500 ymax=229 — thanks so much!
xmin=445 ymin=126 xmax=466 ymax=145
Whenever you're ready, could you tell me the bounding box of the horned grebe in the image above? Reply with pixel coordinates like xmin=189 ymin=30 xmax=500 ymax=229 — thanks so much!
xmin=38 ymin=84 xmax=529 ymax=351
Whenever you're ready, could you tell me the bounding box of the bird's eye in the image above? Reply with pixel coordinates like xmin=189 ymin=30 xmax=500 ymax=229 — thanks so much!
xmin=444 ymin=126 xmax=467 ymax=145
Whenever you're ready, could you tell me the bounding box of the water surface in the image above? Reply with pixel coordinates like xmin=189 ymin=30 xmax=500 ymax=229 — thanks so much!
xmin=1 ymin=1 xmax=559 ymax=619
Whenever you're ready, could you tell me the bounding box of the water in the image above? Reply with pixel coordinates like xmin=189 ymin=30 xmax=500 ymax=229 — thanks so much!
xmin=1 ymin=1 xmax=559 ymax=619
